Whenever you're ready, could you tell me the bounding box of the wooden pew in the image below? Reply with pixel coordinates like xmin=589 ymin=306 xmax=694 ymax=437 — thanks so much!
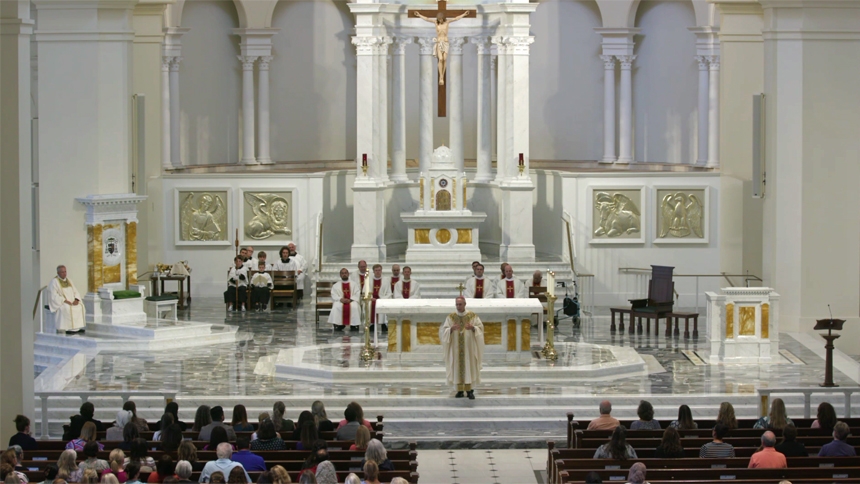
xmin=24 ymin=469 xmax=420 ymax=484
xmin=558 ymin=466 xmax=860 ymax=484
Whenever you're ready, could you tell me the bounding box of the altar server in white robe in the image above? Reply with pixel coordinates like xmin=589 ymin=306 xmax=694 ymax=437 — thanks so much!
xmin=255 ymin=251 xmax=273 ymax=271
xmin=242 ymin=246 xmax=255 ymax=269
xmin=225 ymin=256 xmax=249 ymax=311
xmin=329 ymin=268 xmax=361 ymax=330
xmin=497 ymin=264 xmax=527 ymax=299
xmin=272 ymin=246 xmax=297 ymax=272
xmin=250 ymin=261 xmax=274 ymax=311
xmin=393 ymin=266 xmax=421 ymax=299
xmin=48 ymin=265 xmax=86 ymax=333
xmin=287 ymin=243 xmax=309 ymax=299
xmin=464 ymin=263 xmax=498 ymax=299
xmin=440 ymin=297 xmax=484 ymax=399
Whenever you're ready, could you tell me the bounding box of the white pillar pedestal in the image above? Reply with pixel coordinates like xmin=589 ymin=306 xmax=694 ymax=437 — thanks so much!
xmin=617 ymin=55 xmax=635 ymax=164
xmin=707 ymin=55 xmax=720 ymax=168
xmin=257 ymin=56 xmax=273 ymax=164
xmin=600 ymin=55 xmax=617 ymax=164
xmin=499 ymin=176 xmax=536 ymax=261
xmin=696 ymin=55 xmax=709 ymax=165
xmin=238 ymin=55 xmax=257 ymax=165
xmin=351 ymin=180 xmax=387 ymax=261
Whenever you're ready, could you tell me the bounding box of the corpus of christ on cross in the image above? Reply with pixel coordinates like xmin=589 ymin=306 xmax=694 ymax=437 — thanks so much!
xmin=410 ymin=0 xmax=476 ymax=117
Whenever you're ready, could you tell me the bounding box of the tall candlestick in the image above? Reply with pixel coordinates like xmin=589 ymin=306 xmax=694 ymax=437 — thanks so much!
xmin=363 ymin=273 xmax=371 ymax=297
xmin=547 ymin=270 xmax=555 ymax=297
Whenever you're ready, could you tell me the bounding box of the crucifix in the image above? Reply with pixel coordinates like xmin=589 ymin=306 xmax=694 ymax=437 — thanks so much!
xmin=410 ymin=0 xmax=475 ymax=117
xmin=457 ymin=282 xmax=465 ymax=296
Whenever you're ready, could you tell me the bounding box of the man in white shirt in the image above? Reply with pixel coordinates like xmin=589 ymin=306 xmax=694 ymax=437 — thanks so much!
xmin=386 ymin=264 xmax=401 ymax=295
xmin=497 ymin=263 xmax=527 ymax=299
xmin=287 ymin=243 xmax=309 ymax=300
xmin=224 ymin=256 xmax=249 ymax=311
xmin=464 ymin=263 xmax=497 ymax=298
xmin=199 ymin=443 xmax=250 ymax=483
xmin=250 ymin=261 xmax=274 ymax=311
xmin=329 ymin=268 xmax=361 ymax=331
xmin=393 ymin=266 xmax=421 ymax=299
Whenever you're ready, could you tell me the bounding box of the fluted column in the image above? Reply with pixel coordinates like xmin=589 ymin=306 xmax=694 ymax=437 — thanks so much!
xmin=169 ymin=57 xmax=182 ymax=167
xmin=616 ymin=55 xmax=635 ymax=164
xmin=600 ymin=55 xmax=616 ymax=163
xmin=493 ymin=37 xmax=507 ymax=180
xmin=490 ymin=49 xmax=497 ymax=165
xmin=391 ymin=37 xmax=411 ymax=182
xmin=377 ymin=37 xmax=391 ymax=181
xmin=161 ymin=57 xmax=171 ymax=169
xmin=472 ymin=37 xmax=492 ymax=182
xmin=417 ymin=37 xmax=435 ymax=174
xmin=707 ymin=55 xmax=720 ymax=168
xmin=257 ymin=56 xmax=273 ymax=164
xmin=695 ymin=56 xmax=709 ymax=165
xmin=238 ymin=55 xmax=257 ymax=164
xmin=449 ymin=37 xmax=466 ymax=173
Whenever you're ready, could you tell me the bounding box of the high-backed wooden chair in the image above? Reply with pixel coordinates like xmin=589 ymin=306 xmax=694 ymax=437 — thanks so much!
xmin=271 ymin=271 xmax=298 ymax=308
xmin=528 ymin=285 xmax=548 ymax=318
xmin=629 ymin=265 xmax=675 ymax=314
xmin=315 ymin=281 xmax=334 ymax=326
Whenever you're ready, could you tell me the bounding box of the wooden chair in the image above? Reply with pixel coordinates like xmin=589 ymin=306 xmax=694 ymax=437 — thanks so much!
xmin=610 ymin=265 xmax=674 ymax=334
xmin=271 ymin=271 xmax=298 ymax=308
xmin=316 ymin=281 xmax=334 ymax=326
xmin=529 ymin=285 xmax=548 ymax=318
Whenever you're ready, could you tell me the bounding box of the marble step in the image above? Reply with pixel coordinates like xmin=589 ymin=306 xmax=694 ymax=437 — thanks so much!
xmin=85 ymin=320 xmax=215 ymax=339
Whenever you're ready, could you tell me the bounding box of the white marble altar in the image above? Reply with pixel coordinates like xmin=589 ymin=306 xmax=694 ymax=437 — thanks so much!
xmin=706 ymin=287 xmax=780 ymax=364
xmin=374 ymin=298 xmax=543 ymax=362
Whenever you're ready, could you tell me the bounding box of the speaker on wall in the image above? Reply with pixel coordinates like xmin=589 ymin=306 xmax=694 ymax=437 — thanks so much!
xmin=752 ymin=93 xmax=766 ymax=199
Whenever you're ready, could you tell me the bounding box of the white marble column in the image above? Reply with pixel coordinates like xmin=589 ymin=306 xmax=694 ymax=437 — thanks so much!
xmin=169 ymin=57 xmax=182 ymax=167
xmin=161 ymin=57 xmax=171 ymax=169
xmin=490 ymin=50 xmax=497 ymax=166
xmin=418 ymin=37 xmax=435 ymax=174
xmin=238 ymin=55 xmax=257 ymax=164
xmin=352 ymin=36 xmax=377 ymax=176
xmin=449 ymin=37 xmax=466 ymax=173
xmin=377 ymin=37 xmax=390 ymax=181
xmin=493 ymin=37 xmax=508 ymax=180
xmin=390 ymin=37 xmax=411 ymax=182
xmin=616 ymin=54 xmax=635 ymax=164
xmin=707 ymin=55 xmax=720 ymax=168
xmin=696 ymin=55 xmax=709 ymax=165
xmin=472 ymin=36 xmax=492 ymax=182
xmin=256 ymin=56 xmax=273 ymax=164
xmin=600 ymin=55 xmax=616 ymax=163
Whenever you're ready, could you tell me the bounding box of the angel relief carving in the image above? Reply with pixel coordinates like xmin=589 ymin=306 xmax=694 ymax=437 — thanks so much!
xmin=594 ymin=192 xmax=641 ymax=238
xmin=659 ymin=192 xmax=704 ymax=239
xmin=244 ymin=192 xmax=292 ymax=240
xmin=180 ymin=192 xmax=227 ymax=241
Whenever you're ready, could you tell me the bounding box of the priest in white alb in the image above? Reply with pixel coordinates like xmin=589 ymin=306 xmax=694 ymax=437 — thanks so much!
xmin=440 ymin=297 xmax=484 ymax=399
xmin=367 ymin=264 xmax=391 ymax=331
xmin=393 ymin=266 xmax=421 ymax=299
xmin=48 ymin=265 xmax=86 ymax=334
xmin=287 ymin=243 xmax=309 ymax=300
xmin=497 ymin=264 xmax=527 ymax=299
xmin=464 ymin=263 xmax=498 ymax=298
xmin=329 ymin=268 xmax=361 ymax=331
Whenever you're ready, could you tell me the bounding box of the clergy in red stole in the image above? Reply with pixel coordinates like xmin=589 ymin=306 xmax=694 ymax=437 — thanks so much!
xmin=464 ymin=263 xmax=498 ymax=298
xmin=386 ymin=264 xmax=401 ymax=294
xmin=368 ymin=264 xmax=392 ymax=330
xmin=329 ymin=268 xmax=361 ymax=330
xmin=498 ymin=263 xmax=527 ymax=298
xmin=393 ymin=266 xmax=421 ymax=299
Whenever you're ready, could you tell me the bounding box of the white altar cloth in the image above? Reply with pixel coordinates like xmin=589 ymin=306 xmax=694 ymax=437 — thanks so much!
xmin=374 ymin=298 xmax=544 ymax=362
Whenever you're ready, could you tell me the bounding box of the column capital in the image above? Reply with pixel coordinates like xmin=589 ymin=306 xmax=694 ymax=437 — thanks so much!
xmin=695 ymin=55 xmax=709 ymax=69
xmin=258 ymin=56 xmax=273 ymax=69
xmin=449 ymin=37 xmax=467 ymax=55
xmin=393 ymin=36 xmax=413 ymax=55
xmin=600 ymin=54 xmax=616 ymax=69
xmin=707 ymin=55 xmax=720 ymax=69
xmin=505 ymin=36 xmax=534 ymax=55
xmin=375 ymin=35 xmax=392 ymax=55
xmin=491 ymin=36 xmax=507 ymax=54
xmin=237 ymin=55 xmax=258 ymax=69
xmin=471 ymin=36 xmax=490 ymax=55
xmin=417 ymin=36 xmax=435 ymax=55
xmin=352 ymin=35 xmax=381 ymax=55
xmin=161 ymin=56 xmax=172 ymax=70
xmin=168 ymin=56 xmax=182 ymax=71
xmin=616 ymin=54 xmax=636 ymax=69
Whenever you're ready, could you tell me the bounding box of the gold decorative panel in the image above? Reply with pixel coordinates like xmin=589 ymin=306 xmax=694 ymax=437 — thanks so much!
xmin=103 ymin=264 xmax=122 ymax=285
xmin=725 ymin=303 xmax=734 ymax=339
xmin=243 ymin=191 xmax=293 ymax=242
xmin=126 ymin=221 xmax=138 ymax=286
xmin=419 ymin=179 xmax=425 ymax=209
xmin=402 ymin=320 xmax=412 ymax=352
xmin=592 ymin=190 xmax=641 ymax=239
xmin=484 ymin=322 xmax=502 ymax=345
xmin=417 ymin=322 xmax=441 ymax=345
xmin=656 ymin=189 xmax=706 ymax=239
xmin=518 ymin=319 xmax=530 ymax=348
xmin=456 ymin=229 xmax=472 ymax=244
xmin=452 ymin=178 xmax=457 ymax=208
xmin=761 ymin=304 xmax=769 ymax=339
xmin=179 ymin=191 xmax=228 ymax=241
xmin=388 ymin=320 xmax=398 ymax=352
xmin=436 ymin=190 xmax=451 ymax=210
xmin=415 ymin=229 xmax=431 ymax=244
xmin=739 ymin=306 xmax=756 ymax=336
xmin=507 ymin=320 xmax=517 ymax=351
xmin=436 ymin=229 xmax=451 ymax=244
xmin=87 ymin=224 xmax=104 ymax=293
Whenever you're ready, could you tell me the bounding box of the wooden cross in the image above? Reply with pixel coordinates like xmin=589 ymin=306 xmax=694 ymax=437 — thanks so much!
xmin=408 ymin=0 xmax=476 ymax=117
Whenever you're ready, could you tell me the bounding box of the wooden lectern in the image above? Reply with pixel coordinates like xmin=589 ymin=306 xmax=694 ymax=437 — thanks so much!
xmin=814 ymin=317 xmax=845 ymax=387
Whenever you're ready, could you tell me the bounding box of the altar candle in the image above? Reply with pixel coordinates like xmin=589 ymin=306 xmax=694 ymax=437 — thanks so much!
xmin=362 ymin=153 xmax=367 ymax=167
xmin=547 ymin=270 xmax=555 ymax=297
xmin=363 ymin=273 xmax=371 ymax=297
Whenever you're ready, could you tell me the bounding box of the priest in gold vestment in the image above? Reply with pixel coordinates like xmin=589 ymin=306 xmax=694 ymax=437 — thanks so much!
xmin=440 ymin=297 xmax=484 ymax=399
xmin=48 ymin=265 xmax=86 ymax=333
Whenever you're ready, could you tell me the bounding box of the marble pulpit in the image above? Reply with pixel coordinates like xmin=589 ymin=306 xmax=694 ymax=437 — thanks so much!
xmin=705 ymin=287 xmax=780 ymax=364
xmin=374 ymin=298 xmax=544 ymax=362
xmin=402 ymin=146 xmax=486 ymax=262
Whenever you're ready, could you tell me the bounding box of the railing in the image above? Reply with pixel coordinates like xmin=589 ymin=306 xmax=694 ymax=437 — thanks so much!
xmin=619 ymin=267 xmax=763 ymax=313
xmin=35 ymin=391 xmax=176 ymax=440
xmin=561 ymin=211 xmax=594 ymax=317
xmin=758 ymin=387 xmax=860 ymax=418
xmin=314 ymin=212 xmax=323 ymax=273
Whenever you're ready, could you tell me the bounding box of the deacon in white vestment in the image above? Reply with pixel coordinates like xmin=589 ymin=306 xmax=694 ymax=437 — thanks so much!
xmin=287 ymin=243 xmax=309 ymax=297
xmin=463 ymin=263 xmax=498 ymax=299
xmin=48 ymin=265 xmax=86 ymax=333
xmin=393 ymin=266 xmax=421 ymax=299
xmin=367 ymin=264 xmax=392 ymax=329
xmin=329 ymin=268 xmax=361 ymax=330
xmin=496 ymin=264 xmax=527 ymax=299
xmin=440 ymin=297 xmax=484 ymax=399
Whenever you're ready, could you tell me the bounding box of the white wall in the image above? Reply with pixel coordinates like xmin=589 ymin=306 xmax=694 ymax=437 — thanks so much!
xmin=633 ymin=0 xmax=698 ymax=164
xmin=179 ymin=0 xmax=241 ymax=165
xmin=530 ymin=0 xmax=603 ymax=161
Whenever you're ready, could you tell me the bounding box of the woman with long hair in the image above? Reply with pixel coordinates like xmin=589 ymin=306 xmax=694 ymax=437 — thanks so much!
xmin=716 ymin=402 xmax=737 ymax=430
xmin=812 ymin=402 xmax=837 ymax=434
xmin=66 ymin=422 xmax=104 ymax=452
xmin=630 ymin=401 xmax=661 ymax=430
xmin=204 ymin=427 xmax=233 ymax=452
xmin=593 ymin=426 xmax=637 ymax=459
xmin=119 ymin=422 xmax=138 ymax=452
xmin=177 ymin=441 xmax=203 ymax=472
xmin=160 ymin=424 xmax=183 ymax=453
xmin=654 ymin=428 xmax=684 ymax=458
xmin=297 ymin=421 xmax=318 ymax=451
xmin=192 ymin=406 xmax=211 ymax=433
xmin=231 ymin=405 xmax=254 ymax=432
xmin=128 ymin=438 xmax=155 ymax=473
xmin=122 ymin=402 xmax=149 ymax=433
xmin=163 ymin=402 xmax=186 ymax=431
xmin=1 ymin=450 xmax=28 ymax=483
xmin=349 ymin=426 xmax=370 ymax=451
xmin=668 ymin=405 xmax=696 ymax=430
xmin=152 ymin=414 xmax=174 ymax=441
xmin=272 ymin=402 xmax=291 ymax=433
xmin=754 ymin=398 xmax=793 ymax=429
xmin=310 ymin=402 xmax=333 ymax=432
xmin=57 ymin=450 xmax=82 ymax=483
xmin=250 ymin=418 xmax=286 ymax=451
xmin=268 ymin=466 xmax=291 ymax=484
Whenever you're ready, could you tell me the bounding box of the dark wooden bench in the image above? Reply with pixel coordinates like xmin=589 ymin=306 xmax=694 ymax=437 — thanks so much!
xmin=316 ymin=281 xmax=333 ymax=326
xmin=609 ymin=308 xmax=634 ymax=332
xmin=559 ymin=466 xmax=860 ymax=484
xmin=669 ymin=311 xmax=700 ymax=338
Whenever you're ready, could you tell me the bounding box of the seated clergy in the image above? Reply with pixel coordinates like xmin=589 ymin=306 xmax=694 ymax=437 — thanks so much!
xmin=464 ymin=263 xmax=498 ymax=299
xmin=532 ymin=270 xmax=543 ymax=287
xmin=497 ymin=264 xmax=527 ymax=299
xmin=462 ymin=260 xmax=480 ymax=286
xmin=287 ymin=243 xmax=308 ymax=300
xmin=250 ymin=262 xmax=273 ymax=311
xmin=393 ymin=266 xmax=421 ymax=299
xmin=329 ymin=268 xmax=361 ymax=331
xmin=386 ymin=265 xmax=401 ymax=295
xmin=224 ymin=256 xmax=249 ymax=312
xmin=368 ymin=264 xmax=392 ymax=331
xmin=48 ymin=265 xmax=86 ymax=334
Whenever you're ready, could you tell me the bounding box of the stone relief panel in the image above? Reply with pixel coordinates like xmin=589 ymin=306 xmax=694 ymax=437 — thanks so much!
xmin=176 ymin=190 xmax=230 ymax=245
xmin=589 ymin=187 xmax=644 ymax=244
xmin=242 ymin=191 xmax=293 ymax=242
xmin=654 ymin=187 xmax=709 ymax=244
